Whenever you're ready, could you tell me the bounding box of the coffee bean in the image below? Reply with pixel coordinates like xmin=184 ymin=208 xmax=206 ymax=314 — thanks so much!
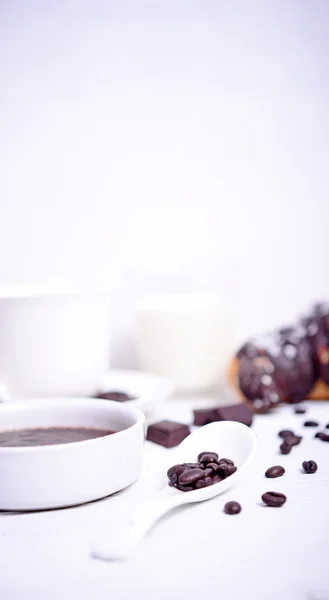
xmin=219 ymin=458 xmax=234 ymax=465
xmin=224 ymin=501 xmax=241 ymax=515
xmin=318 ymin=433 xmax=329 ymax=442
xmin=178 ymin=468 xmax=205 ymax=486
xmin=176 ymin=484 xmax=194 ymax=492
xmin=302 ymin=460 xmax=318 ymax=474
xmin=167 ymin=464 xmax=187 ymax=478
xmin=284 ymin=435 xmax=302 ymax=447
xmin=218 ymin=462 xmax=237 ymax=477
xmin=278 ymin=430 xmax=295 ymax=439
xmin=197 ymin=452 xmax=219 ymax=464
xmin=195 ymin=478 xmax=207 ymax=488
xmin=212 ymin=474 xmax=224 ymax=484
xmin=181 ymin=462 xmax=202 ymax=468
xmin=304 ymin=421 xmax=319 ymax=427
xmin=265 ymin=465 xmax=285 ymax=478
xmin=168 ymin=473 xmax=178 ymax=486
xmin=280 ymin=441 xmax=292 ymax=455
xmin=203 ymin=476 xmax=214 ymax=487
xmin=294 ymin=406 xmax=306 ymax=414
xmin=206 ymin=462 xmax=220 ymax=472
xmin=326 ymin=424 xmax=329 ymax=429
xmin=203 ymin=468 xmax=214 ymax=477
xmin=262 ymin=491 xmax=287 ymax=507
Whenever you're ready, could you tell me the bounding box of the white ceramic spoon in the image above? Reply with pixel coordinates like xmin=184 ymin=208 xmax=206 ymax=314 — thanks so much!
xmin=91 ymin=421 xmax=257 ymax=561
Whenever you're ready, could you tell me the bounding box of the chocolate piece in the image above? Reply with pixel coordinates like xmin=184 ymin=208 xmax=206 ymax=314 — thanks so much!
xmin=280 ymin=441 xmax=292 ymax=455
xmin=294 ymin=406 xmax=306 ymax=414
xmin=224 ymin=501 xmax=241 ymax=515
xmin=146 ymin=420 xmax=190 ymax=448
xmin=262 ymin=491 xmax=286 ymax=507
xmin=303 ymin=420 xmax=319 ymax=427
xmin=215 ymin=403 xmax=253 ymax=427
xmin=95 ymin=390 xmax=135 ymax=402
xmin=193 ymin=408 xmax=219 ymax=426
xmin=278 ymin=429 xmax=295 ymax=439
xmin=265 ymin=465 xmax=285 ymax=478
xmin=304 ymin=302 xmax=329 ymax=385
xmin=302 ymin=460 xmax=318 ymax=474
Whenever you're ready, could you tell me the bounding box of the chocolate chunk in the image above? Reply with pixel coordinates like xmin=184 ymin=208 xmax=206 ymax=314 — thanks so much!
xmin=193 ymin=408 xmax=219 ymax=426
xmin=224 ymin=501 xmax=241 ymax=515
xmin=302 ymin=460 xmax=318 ymax=474
xmin=294 ymin=406 xmax=306 ymax=414
xmin=262 ymin=491 xmax=286 ymax=507
xmin=146 ymin=420 xmax=190 ymax=448
xmin=265 ymin=465 xmax=285 ymax=478
xmin=278 ymin=429 xmax=295 ymax=439
xmin=215 ymin=403 xmax=253 ymax=427
xmin=280 ymin=441 xmax=292 ymax=455
xmin=95 ymin=390 xmax=135 ymax=402
xmin=303 ymin=420 xmax=319 ymax=427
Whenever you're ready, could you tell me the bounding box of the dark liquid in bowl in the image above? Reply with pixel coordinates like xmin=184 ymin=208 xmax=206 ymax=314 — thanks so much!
xmin=0 ymin=427 xmax=114 ymax=447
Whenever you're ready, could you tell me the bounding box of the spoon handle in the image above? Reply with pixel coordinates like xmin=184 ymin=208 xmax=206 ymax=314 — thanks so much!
xmin=91 ymin=494 xmax=179 ymax=561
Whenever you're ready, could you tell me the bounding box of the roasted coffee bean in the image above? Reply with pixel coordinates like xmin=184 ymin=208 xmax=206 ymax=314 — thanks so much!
xmin=203 ymin=468 xmax=214 ymax=478
xmin=168 ymin=473 xmax=178 ymax=486
xmin=278 ymin=430 xmax=295 ymax=439
xmin=304 ymin=420 xmax=319 ymax=427
xmin=265 ymin=465 xmax=285 ymax=478
xmin=167 ymin=464 xmax=187 ymax=478
xmin=262 ymin=491 xmax=287 ymax=507
xmin=302 ymin=460 xmax=318 ymax=474
xmin=219 ymin=458 xmax=234 ymax=465
xmin=206 ymin=462 xmax=220 ymax=472
xmin=197 ymin=451 xmax=219 ymax=463
xmin=294 ymin=406 xmax=306 ymax=414
xmin=203 ymin=476 xmax=213 ymax=486
xmin=181 ymin=462 xmax=202 ymax=468
xmin=218 ymin=462 xmax=237 ymax=477
xmin=284 ymin=435 xmax=302 ymax=447
xmin=280 ymin=441 xmax=292 ymax=455
xmin=224 ymin=501 xmax=241 ymax=515
xmin=178 ymin=468 xmax=205 ymax=486
xmin=176 ymin=484 xmax=194 ymax=492
xmin=195 ymin=478 xmax=208 ymax=489
xmin=326 ymin=424 xmax=329 ymax=429
xmin=314 ymin=431 xmax=324 ymax=439
xmin=212 ymin=474 xmax=224 ymax=484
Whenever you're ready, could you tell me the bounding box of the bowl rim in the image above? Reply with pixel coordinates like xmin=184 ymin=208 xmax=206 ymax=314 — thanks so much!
xmin=0 ymin=398 xmax=145 ymax=455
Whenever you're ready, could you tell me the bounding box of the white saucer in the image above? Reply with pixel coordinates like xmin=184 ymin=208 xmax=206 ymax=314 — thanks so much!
xmin=98 ymin=370 xmax=175 ymax=416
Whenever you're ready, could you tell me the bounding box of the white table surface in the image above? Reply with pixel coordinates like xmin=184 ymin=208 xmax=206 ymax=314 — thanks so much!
xmin=1 ymin=397 xmax=329 ymax=600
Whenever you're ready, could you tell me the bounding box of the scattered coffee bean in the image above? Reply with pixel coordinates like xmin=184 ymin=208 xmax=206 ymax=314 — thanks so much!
xmin=326 ymin=424 xmax=329 ymax=429
xmin=302 ymin=460 xmax=318 ymax=474
xmin=294 ymin=406 xmax=306 ymax=414
xmin=303 ymin=420 xmax=319 ymax=427
xmin=265 ymin=465 xmax=285 ymax=478
xmin=316 ymin=432 xmax=329 ymax=442
xmin=167 ymin=452 xmax=237 ymax=492
xmin=280 ymin=441 xmax=292 ymax=455
xmin=278 ymin=430 xmax=295 ymax=439
xmin=197 ymin=452 xmax=219 ymax=464
xmin=262 ymin=491 xmax=287 ymax=507
xmin=284 ymin=435 xmax=302 ymax=447
xmin=224 ymin=501 xmax=241 ymax=515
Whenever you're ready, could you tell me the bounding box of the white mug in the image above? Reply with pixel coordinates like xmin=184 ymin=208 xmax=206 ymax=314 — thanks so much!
xmin=0 ymin=285 xmax=113 ymax=400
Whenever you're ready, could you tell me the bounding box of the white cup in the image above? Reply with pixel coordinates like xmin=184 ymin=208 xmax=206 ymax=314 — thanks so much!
xmin=0 ymin=285 xmax=113 ymax=400
xmin=135 ymin=292 xmax=239 ymax=392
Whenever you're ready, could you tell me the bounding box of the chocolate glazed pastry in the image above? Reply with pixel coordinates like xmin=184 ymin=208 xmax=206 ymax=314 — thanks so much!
xmin=227 ymin=301 xmax=329 ymax=410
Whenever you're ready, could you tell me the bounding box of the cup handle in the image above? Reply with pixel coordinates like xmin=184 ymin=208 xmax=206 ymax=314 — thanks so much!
xmin=0 ymin=381 xmax=10 ymax=403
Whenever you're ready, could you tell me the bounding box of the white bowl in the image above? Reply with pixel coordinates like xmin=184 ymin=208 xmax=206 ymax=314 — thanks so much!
xmin=98 ymin=370 xmax=175 ymax=415
xmin=0 ymin=399 xmax=145 ymax=511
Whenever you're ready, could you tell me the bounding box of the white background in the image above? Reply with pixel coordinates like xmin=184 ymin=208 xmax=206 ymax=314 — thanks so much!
xmin=1 ymin=0 xmax=329 ymax=364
